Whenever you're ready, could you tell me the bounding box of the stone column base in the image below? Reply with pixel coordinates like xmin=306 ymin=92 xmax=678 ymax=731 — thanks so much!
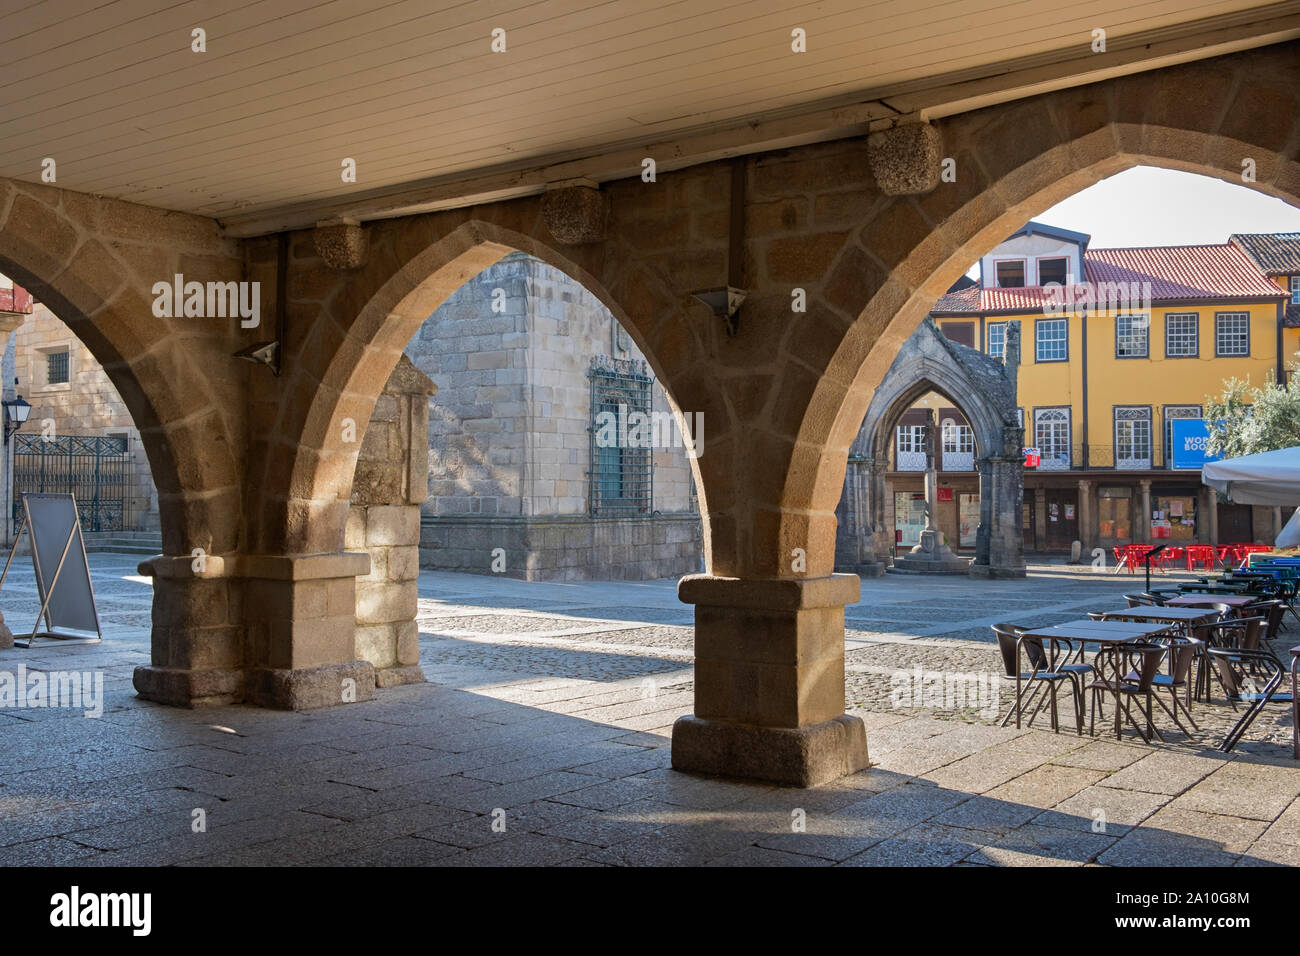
xmin=375 ymin=664 xmax=426 ymax=688
xmin=244 ymin=660 xmax=376 ymax=710
xmin=133 ymin=664 xmax=244 ymax=707
xmin=672 ymin=714 xmax=869 ymax=788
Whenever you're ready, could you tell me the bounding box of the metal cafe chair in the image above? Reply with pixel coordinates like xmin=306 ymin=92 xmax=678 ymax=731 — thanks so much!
xmin=1291 ymin=647 xmax=1300 ymax=761
xmin=1088 ymin=641 xmax=1168 ymax=743
xmin=1123 ymin=592 xmax=1165 ymax=608
xmin=992 ymin=624 xmax=1084 ymax=735
xmin=1122 ymin=636 xmax=1202 ymax=734
xmin=1193 ymin=610 xmax=1257 ymax=702
xmin=1205 ymin=645 xmax=1295 ymax=753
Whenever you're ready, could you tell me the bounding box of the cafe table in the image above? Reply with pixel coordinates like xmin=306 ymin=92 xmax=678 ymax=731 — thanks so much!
xmin=1095 ymin=606 xmax=1218 ymax=629
xmin=1021 ymin=619 xmax=1174 ymax=739
xmin=1164 ymin=593 xmax=1256 ymax=611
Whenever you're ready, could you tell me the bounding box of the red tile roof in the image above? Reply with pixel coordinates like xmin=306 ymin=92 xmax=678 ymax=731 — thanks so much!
xmin=932 ymin=243 xmax=1285 ymax=315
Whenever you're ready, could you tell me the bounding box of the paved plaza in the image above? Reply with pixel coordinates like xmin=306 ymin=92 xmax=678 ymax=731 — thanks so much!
xmin=1 ymin=555 xmax=1298 ymax=867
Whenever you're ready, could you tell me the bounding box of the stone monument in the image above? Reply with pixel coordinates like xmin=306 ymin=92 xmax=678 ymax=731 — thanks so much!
xmin=889 ymin=408 xmax=972 ymax=574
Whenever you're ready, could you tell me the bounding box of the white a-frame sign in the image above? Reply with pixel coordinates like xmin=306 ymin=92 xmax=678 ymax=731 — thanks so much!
xmin=0 ymin=493 xmax=103 ymax=646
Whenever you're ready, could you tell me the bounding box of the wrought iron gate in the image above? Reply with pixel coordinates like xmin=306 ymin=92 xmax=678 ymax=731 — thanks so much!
xmin=11 ymin=434 xmax=131 ymax=532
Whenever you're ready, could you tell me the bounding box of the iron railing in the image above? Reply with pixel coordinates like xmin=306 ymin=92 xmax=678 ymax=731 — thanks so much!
xmin=11 ymin=434 xmax=132 ymax=531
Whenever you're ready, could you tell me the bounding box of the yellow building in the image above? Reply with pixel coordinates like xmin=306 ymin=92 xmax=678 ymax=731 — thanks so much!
xmin=894 ymin=222 xmax=1291 ymax=554
xmin=1230 ymin=233 xmax=1300 ymax=366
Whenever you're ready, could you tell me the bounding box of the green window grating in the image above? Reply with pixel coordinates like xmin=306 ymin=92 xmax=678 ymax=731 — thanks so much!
xmin=588 ymin=358 xmax=653 ymax=516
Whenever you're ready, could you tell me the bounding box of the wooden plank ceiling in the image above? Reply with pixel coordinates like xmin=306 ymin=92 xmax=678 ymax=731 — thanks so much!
xmin=0 ymin=0 xmax=1296 ymax=233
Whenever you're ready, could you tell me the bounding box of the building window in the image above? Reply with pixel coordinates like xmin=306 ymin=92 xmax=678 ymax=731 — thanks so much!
xmin=941 ymin=419 xmax=974 ymax=472
xmin=895 ymin=424 xmax=927 ymax=471
xmin=1162 ymin=405 xmax=1201 ymax=468
xmin=1291 ymin=276 xmax=1300 ymax=305
xmin=1215 ymin=312 xmax=1250 ymax=356
xmin=1034 ymin=407 xmax=1071 ymax=470
xmin=995 ymin=259 xmax=1026 ymax=288
xmin=942 ymin=322 xmax=975 ymax=347
xmin=587 ymin=360 xmax=653 ymax=516
xmin=987 ymin=322 xmax=1006 ymax=359
xmin=1035 ymin=318 xmax=1067 ymax=362
xmin=1164 ymin=313 xmax=1199 ymax=357
xmin=1115 ymin=314 xmax=1149 ymax=358
xmin=1037 ymin=257 xmax=1068 ymax=285
xmin=46 ymin=349 xmax=69 ymax=385
xmin=1115 ymin=406 xmax=1152 ymax=469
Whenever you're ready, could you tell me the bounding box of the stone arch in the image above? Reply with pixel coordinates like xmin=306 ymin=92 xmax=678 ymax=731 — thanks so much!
xmin=789 ymin=43 xmax=1300 ymax=573
xmin=274 ymin=217 xmax=711 ymax=559
xmin=0 ymin=181 xmax=244 ymax=557
xmin=835 ymin=316 xmax=1024 ymax=577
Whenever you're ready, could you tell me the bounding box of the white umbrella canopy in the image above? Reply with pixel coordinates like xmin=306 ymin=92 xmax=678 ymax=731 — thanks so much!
xmin=1202 ymin=446 xmax=1300 ymax=507
xmin=1277 ymin=508 xmax=1300 ymax=549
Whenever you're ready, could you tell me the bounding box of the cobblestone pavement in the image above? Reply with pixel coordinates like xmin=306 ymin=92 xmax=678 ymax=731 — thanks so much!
xmin=1 ymin=555 xmax=1298 ymax=866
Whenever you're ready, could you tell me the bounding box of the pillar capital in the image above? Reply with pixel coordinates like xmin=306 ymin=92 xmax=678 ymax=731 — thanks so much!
xmin=678 ymin=572 xmax=859 ymax=611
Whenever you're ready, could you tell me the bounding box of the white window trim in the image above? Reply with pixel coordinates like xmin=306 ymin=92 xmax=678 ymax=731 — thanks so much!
xmin=1115 ymin=313 xmax=1150 ymax=358
xmin=1114 ymin=406 xmax=1153 ymax=470
xmin=986 ymin=321 xmax=1006 ymax=358
xmin=1215 ymin=311 xmax=1250 ymax=357
xmin=1033 ymin=406 xmax=1071 ymax=470
xmin=1164 ymin=312 xmax=1199 ymax=358
xmin=1035 ymin=318 xmax=1068 ymax=362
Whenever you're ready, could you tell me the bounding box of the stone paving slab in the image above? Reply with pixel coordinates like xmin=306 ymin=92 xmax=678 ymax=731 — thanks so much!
xmin=2 ymin=558 xmax=1298 ymax=866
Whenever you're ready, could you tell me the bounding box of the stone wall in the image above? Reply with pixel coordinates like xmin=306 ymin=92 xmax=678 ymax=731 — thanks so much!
xmin=347 ymin=355 xmax=435 ymax=687
xmin=404 ymin=250 xmax=702 ymax=579
xmin=420 ymin=513 xmax=702 ymax=581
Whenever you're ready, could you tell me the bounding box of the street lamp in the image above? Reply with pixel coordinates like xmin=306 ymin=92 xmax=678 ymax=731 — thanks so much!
xmin=3 ymin=395 xmax=31 ymax=444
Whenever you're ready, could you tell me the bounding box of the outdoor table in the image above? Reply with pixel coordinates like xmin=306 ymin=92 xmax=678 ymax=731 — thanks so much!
xmin=1165 ymin=594 xmax=1256 ymax=611
xmin=1097 ymin=606 xmax=1217 ymax=630
xmin=1022 ymin=619 xmax=1174 ymax=740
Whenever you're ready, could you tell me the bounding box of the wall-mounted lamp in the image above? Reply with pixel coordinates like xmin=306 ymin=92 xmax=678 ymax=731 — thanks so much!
xmin=2 ymin=395 xmax=31 ymax=444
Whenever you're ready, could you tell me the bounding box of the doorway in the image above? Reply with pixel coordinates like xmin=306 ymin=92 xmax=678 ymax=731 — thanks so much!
xmin=1044 ymin=489 xmax=1078 ymax=550
xmin=1219 ymin=503 xmax=1254 ymax=544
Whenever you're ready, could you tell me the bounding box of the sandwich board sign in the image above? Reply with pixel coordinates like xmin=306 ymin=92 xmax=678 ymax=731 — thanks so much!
xmin=0 ymin=493 xmax=102 ymax=646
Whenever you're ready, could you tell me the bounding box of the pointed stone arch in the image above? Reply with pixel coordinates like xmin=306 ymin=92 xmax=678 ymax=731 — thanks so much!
xmin=836 ymin=315 xmax=1026 ymax=577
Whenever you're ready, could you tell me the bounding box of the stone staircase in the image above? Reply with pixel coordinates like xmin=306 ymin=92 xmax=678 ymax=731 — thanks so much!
xmin=83 ymin=531 xmax=163 ymax=555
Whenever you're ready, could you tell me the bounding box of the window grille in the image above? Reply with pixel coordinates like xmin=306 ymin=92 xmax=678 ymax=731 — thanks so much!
xmin=588 ymin=358 xmax=653 ymax=516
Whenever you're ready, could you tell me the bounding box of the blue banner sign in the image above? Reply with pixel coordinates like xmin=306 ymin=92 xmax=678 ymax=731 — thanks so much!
xmin=1170 ymin=419 xmax=1222 ymax=470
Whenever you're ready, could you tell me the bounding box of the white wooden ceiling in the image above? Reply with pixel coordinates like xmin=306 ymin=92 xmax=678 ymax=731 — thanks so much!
xmin=0 ymin=0 xmax=1296 ymax=234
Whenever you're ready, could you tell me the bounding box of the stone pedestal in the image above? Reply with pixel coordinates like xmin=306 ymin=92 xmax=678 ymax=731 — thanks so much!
xmin=671 ymin=574 xmax=868 ymax=787
xmin=890 ymin=527 xmax=971 ymax=574
xmin=133 ymin=552 xmax=376 ymax=709
xmin=132 ymin=555 xmax=244 ymax=706
xmin=239 ymin=552 xmax=375 ymax=709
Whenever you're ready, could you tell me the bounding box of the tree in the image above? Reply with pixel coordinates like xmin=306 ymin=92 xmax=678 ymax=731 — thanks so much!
xmin=1205 ymin=370 xmax=1300 ymax=460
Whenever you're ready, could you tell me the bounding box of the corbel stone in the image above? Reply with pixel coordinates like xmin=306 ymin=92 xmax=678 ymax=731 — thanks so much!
xmin=312 ymin=217 xmax=368 ymax=270
xmin=541 ymin=180 xmax=606 ymax=244
xmin=867 ymin=122 xmax=943 ymax=196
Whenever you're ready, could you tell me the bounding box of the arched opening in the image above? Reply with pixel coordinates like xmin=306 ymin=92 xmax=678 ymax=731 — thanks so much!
xmin=289 ymin=224 xmax=707 ymax=687
xmin=276 ymin=221 xmax=709 ymax=562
